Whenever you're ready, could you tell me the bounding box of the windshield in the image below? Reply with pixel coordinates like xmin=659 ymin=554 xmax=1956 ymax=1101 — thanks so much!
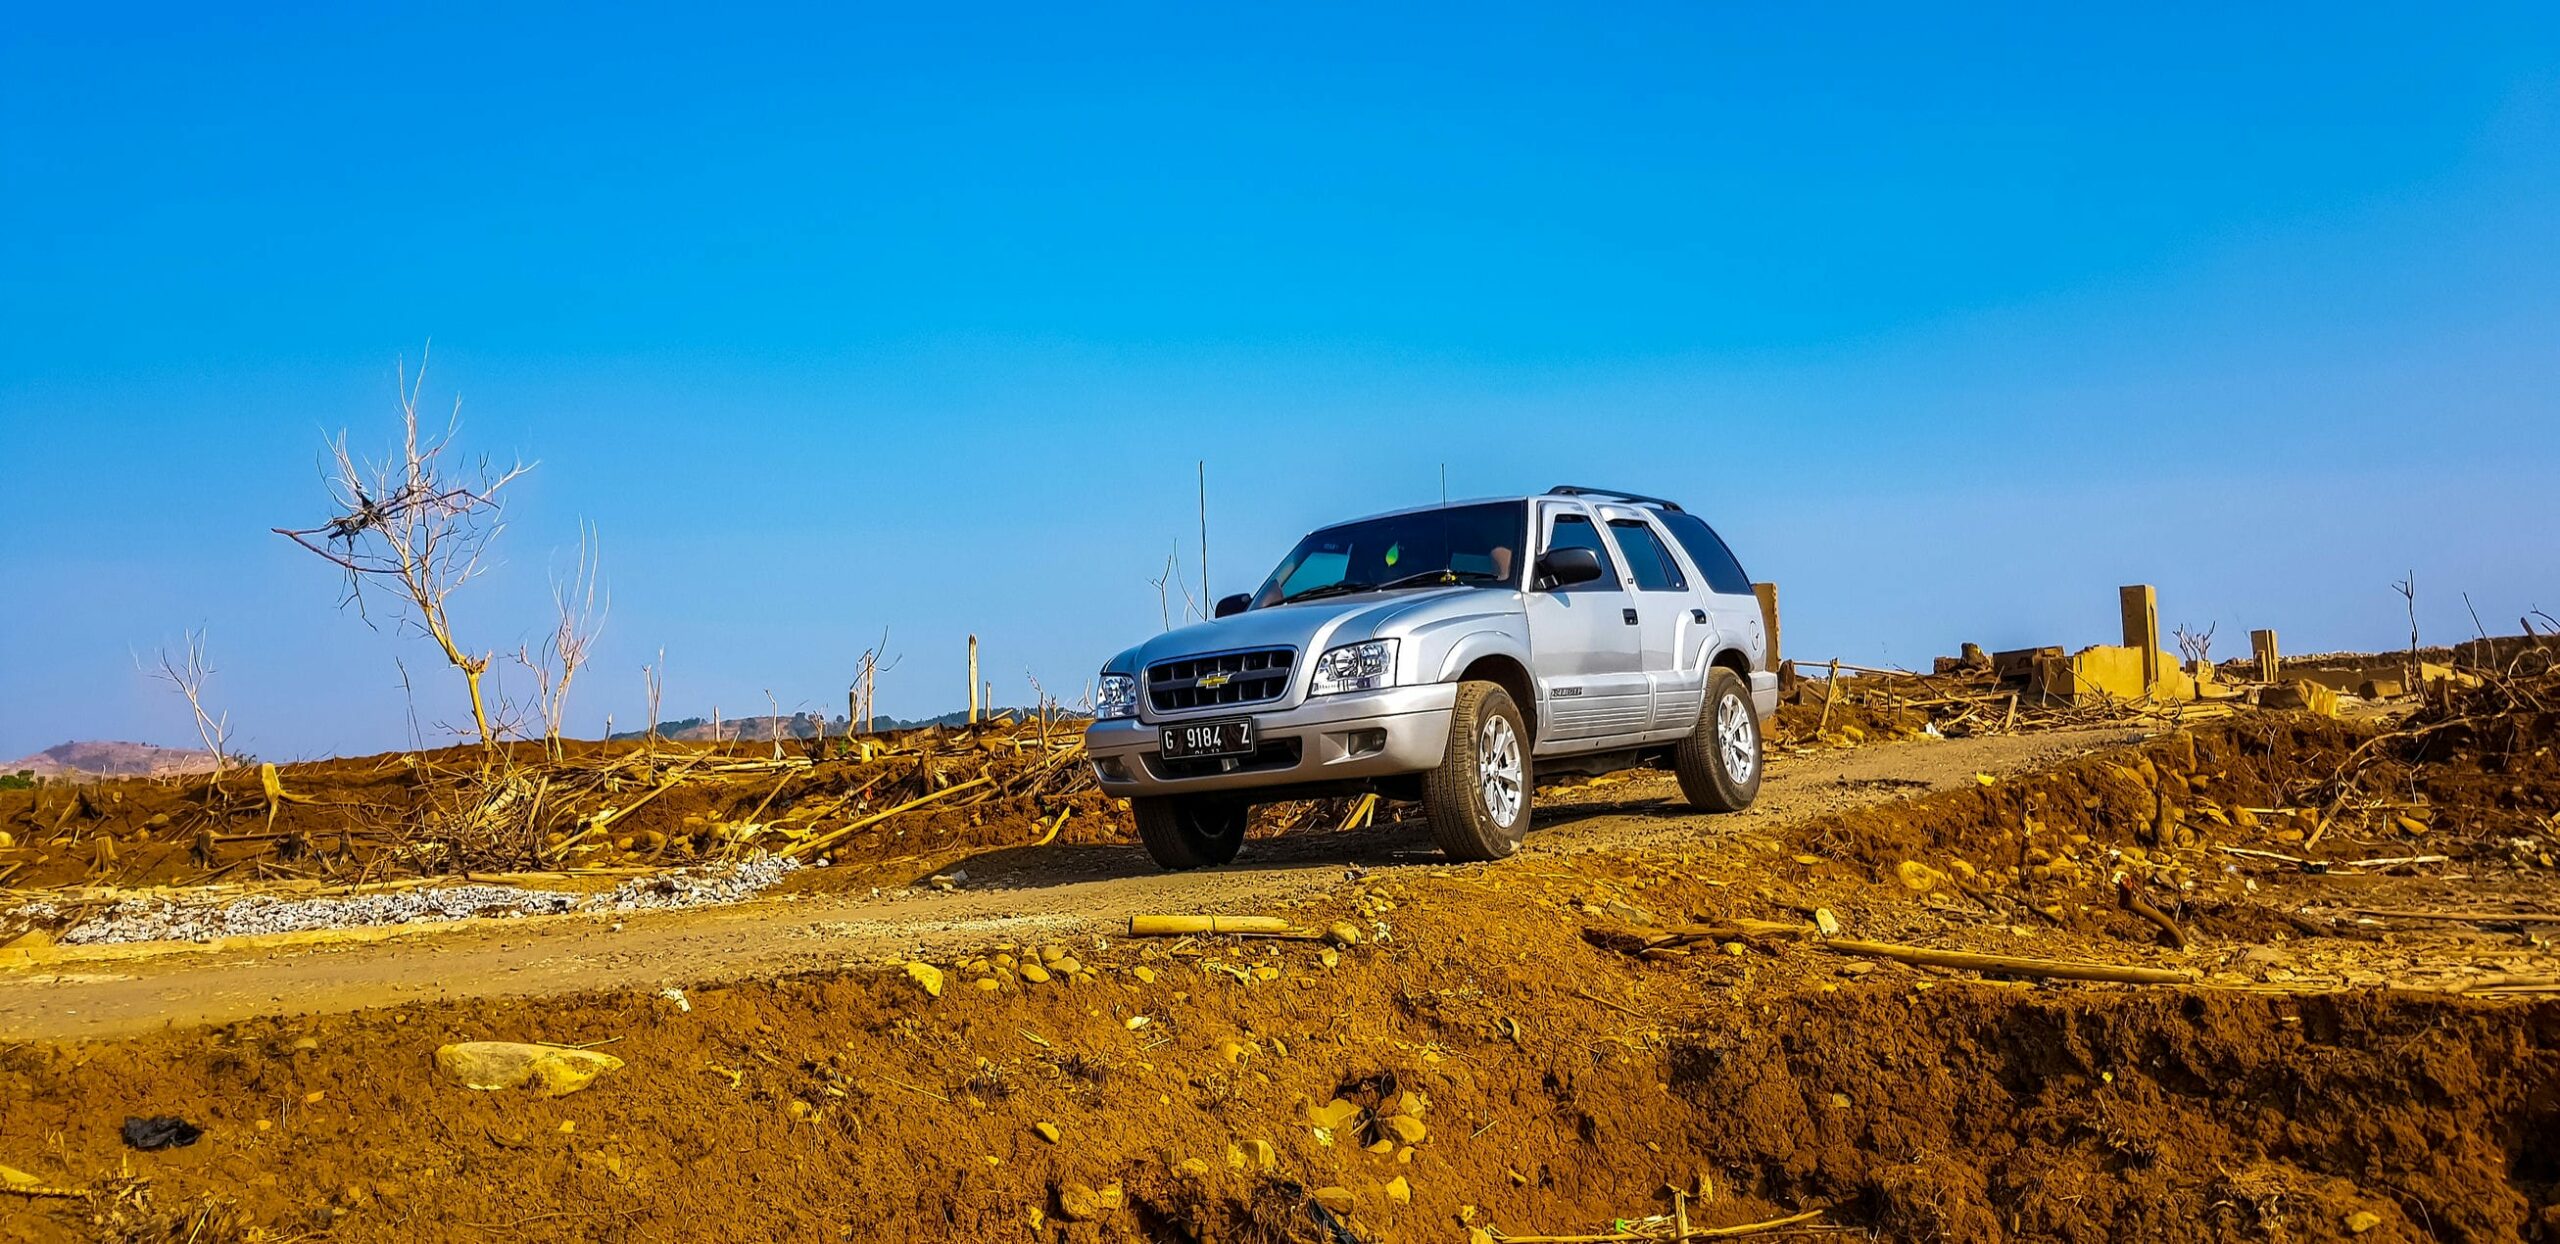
xmin=1250 ymin=501 xmax=1527 ymax=609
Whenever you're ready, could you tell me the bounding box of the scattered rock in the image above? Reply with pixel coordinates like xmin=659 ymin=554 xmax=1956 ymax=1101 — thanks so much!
xmin=1308 ymin=1098 xmax=1364 ymax=1130
xmin=904 ymin=962 xmax=945 ymax=998
xmin=1056 ymin=1182 xmax=1106 ymax=1221
xmin=1034 ymin=1121 xmax=1061 ymax=1144
xmin=120 ymin=1116 xmax=202 ymax=1150
xmin=433 ymin=1042 xmax=624 ymax=1097
xmin=1327 ymin=921 xmax=1363 ymax=947
xmin=1385 ymin=1175 xmax=1411 ymax=1205
xmin=1311 ymin=1186 xmax=1357 ymax=1215
xmin=1240 ymin=1138 xmax=1277 ymax=1170
xmin=1021 ymin=963 xmax=1052 ymax=984
xmin=1381 ymin=1114 xmax=1427 ymax=1145
xmin=1132 ymin=966 xmax=1157 ymax=984
xmin=2346 ymin=1210 xmax=2382 ymax=1234
xmin=1814 ymin=908 xmax=1842 ymax=938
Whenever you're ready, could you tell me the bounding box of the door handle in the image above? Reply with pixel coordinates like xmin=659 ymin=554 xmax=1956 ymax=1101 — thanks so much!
xmin=1622 ymin=608 xmax=1639 ymax=626
xmin=1691 ymin=608 xmax=1708 ymax=623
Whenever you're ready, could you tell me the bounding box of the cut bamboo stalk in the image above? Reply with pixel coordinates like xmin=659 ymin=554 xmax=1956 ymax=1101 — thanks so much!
xmin=782 ymin=775 xmax=993 ymax=859
xmin=1129 ymin=914 xmax=1292 ymax=936
xmin=1815 ymin=937 xmax=2194 ymax=985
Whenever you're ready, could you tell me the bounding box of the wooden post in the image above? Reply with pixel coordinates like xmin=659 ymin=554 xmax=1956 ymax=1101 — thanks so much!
xmin=2251 ymin=629 xmax=2280 ymax=683
xmin=967 ymin=635 xmax=980 ymax=726
xmin=2119 ymin=585 xmax=2160 ymax=691
xmin=1751 ymin=582 xmax=1780 ymax=671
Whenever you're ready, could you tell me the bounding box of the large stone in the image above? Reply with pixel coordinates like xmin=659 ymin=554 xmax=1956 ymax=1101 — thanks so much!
xmin=2257 ymin=681 xmax=2339 ymax=717
xmin=1307 ymin=1098 xmax=1365 ymax=1131
xmin=904 ymin=962 xmax=944 ymax=998
xmin=433 ymin=1042 xmax=623 ymax=1097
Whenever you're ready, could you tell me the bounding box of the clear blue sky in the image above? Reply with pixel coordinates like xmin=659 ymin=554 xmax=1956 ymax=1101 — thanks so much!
xmin=3 ymin=4 xmax=2555 ymax=761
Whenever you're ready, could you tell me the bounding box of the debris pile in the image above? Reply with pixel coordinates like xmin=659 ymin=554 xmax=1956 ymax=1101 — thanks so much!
xmin=20 ymin=855 xmax=800 ymax=946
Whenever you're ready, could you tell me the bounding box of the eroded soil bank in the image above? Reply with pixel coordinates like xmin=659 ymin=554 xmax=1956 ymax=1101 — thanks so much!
xmin=2 ymin=925 xmax=2553 ymax=1242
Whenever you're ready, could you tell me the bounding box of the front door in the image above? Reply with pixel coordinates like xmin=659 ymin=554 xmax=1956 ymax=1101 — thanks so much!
xmin=1522 ymin=502 xmax=1648 ymax=747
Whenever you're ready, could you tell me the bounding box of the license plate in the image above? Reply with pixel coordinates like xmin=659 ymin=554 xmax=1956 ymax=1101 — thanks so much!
xmin=1160 ymin=718 xmax=1256 ymax=759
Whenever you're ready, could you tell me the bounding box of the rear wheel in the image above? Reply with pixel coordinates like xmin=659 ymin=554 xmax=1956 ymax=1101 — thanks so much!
xmin=1675 ymin=667 xmax=1762 ymax=812
xmin=1131 ymin=795 xmax=1248 ymax=870
xmin=1423 ymin=681 xmax=1533 ymax=862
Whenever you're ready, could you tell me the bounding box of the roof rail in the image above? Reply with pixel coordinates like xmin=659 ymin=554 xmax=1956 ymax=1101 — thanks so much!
xmin=1544 ymin=485 xmax=1684 ymax=513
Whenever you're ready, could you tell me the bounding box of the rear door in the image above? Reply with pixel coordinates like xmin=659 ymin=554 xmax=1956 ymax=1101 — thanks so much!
xmin=1521 ymin=501 xmax=1649 ymax=747
xmin=1655 ymin=509 xmax=1766 ymax=673
xmin=1598 ymin=507 xmax=1707 ymax=736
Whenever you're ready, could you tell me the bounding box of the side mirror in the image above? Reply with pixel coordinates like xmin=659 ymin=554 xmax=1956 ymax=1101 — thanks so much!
xmin=1536 ymin=546 xmax=1604 ymax=589
xmin=1213 ymin=593 xmax=1251 ymax=619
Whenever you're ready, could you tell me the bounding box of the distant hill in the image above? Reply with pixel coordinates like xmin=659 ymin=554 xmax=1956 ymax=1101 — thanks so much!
xmin=3 ymin=740 xmax=221 ymax=779
xmin=605 ymin=707 xmax=1059 ymax=742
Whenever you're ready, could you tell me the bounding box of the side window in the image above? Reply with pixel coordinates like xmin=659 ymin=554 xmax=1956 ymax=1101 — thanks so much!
xmin=1542 ymin=512 xmax=1620 ymax=593
xmin=1607 ymin=519 xmax=1686 ymax=592
xmin=1657 ymin=511 xmax=1754 ymax=596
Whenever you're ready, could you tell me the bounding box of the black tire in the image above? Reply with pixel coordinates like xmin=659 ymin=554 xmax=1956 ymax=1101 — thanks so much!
xmin=1131 ymin=795 xmax=1248 ymax=870
xmin=1423 ymin=681 xmax=1534 ymax=862
xmin=1676 ymin=667 xmax=1763 ymax=812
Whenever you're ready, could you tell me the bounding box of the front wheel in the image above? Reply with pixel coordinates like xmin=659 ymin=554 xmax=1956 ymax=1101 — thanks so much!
xmin=1423 ymin=681 xmax=1533 ymax=862
xmin=1131 ymin=795 xmax=1248 ymax=870
xmin=1675 ymin=667 xmax=1763 ymax=812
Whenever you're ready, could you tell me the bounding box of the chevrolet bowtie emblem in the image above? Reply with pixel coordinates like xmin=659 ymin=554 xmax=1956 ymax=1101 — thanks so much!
xmin=1197 ymin=672 xmax=1233 ymax=689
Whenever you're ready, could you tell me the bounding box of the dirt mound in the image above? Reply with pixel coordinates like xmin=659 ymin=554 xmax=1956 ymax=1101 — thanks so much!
xmin=0 ymin=720 xmax=1122 ymax=897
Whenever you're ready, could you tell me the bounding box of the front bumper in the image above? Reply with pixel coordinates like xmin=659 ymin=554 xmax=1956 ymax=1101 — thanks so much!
xmin=1084 ymin=683 xmax=1458 ymax=799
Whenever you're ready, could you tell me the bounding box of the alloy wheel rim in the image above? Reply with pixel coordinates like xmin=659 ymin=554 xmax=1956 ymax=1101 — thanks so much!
xmin=1478 ymin=714 xmax=1524 ymax=828
xmin=1717 ymin=694 xmax=1757 ymax=783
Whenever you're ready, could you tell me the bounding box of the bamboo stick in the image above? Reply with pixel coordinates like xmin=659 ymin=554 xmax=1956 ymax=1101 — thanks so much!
xmin=1129 ymin=914 xmax=1292 ymax=936
xmin=781 ymin=775 xmax=993 ymax=859
xmin=1815 ymin=937 xmax=2195 ymax=985
xmin=1493 ymin=1205 xmax=1827 ymax=1242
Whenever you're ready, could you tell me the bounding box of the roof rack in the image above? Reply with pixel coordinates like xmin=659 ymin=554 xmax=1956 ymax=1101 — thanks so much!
xmin=1544 ymin=485 xmax=1684 ymax=513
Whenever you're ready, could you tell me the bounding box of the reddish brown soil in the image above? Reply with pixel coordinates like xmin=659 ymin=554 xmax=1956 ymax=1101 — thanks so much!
xmin=2 ymin=890 xmax=2552 ymax=1244
xmin=6 ymin=676 xmax=2558 ymax=1243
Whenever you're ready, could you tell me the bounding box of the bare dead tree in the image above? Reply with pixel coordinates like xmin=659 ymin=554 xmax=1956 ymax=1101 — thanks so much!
xmin=643 ymin=649 xmax=665 ymax=749
xmin=514 ymin=522 xmax=608 ymax=761
xmin=851 ymin=629 xmax=900 ymax=735
xmin=273 ymin=347 xmax=532 ymax=758
xmin=137 ymin=629 xmax=234 ymax=777
xmin=2393 ymin=573 xmax=2421 ymax=706
xmin=2171 ymin=622 xmax=2216 ymax=674
xmin=1148 ymin=541 xmax=1203 ymax=630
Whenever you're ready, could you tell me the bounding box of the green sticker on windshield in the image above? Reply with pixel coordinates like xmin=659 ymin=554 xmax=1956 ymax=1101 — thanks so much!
xmin=1384 ymin=542 xmax=1400 ymax=567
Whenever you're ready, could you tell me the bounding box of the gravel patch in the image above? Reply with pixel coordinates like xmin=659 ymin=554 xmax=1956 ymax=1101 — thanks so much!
xmin=19 ymin=855 xmax=802 ymax=946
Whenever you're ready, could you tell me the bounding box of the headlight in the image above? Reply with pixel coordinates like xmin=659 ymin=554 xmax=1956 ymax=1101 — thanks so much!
xmin=1096 ymin=673 xmax=1141 ymax=719
xmin=1310 ymin=639 xmax=1399 ymax=696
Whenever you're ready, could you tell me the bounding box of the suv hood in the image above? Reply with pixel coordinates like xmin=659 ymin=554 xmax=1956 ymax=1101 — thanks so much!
xmin=1107 ymin=586 xmax=1502 ymax=675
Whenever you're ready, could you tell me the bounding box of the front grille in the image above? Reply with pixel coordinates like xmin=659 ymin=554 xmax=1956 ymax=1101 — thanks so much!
xmin=1147 ymin=738 xmax=1303 ymax=780
xmin=1147 ymin=648 xmax=1296 ymax=713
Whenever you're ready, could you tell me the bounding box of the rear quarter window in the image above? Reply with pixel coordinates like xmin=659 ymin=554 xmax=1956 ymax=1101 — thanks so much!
xmin=1658 ymin=511 xmax=1754 ymax=596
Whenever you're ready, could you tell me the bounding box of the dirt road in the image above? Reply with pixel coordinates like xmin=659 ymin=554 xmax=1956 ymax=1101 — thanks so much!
xmin=0 ymin=728 xmax=2139 ymax=1041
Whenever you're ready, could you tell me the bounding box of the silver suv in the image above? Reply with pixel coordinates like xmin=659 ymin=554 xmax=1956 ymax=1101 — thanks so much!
xmin=1086 ymin=487 xmax=1777 ymax=868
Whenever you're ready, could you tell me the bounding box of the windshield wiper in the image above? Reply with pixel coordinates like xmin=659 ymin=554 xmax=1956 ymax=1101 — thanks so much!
xmin=1277 ymin=581 xmax=1378 ymax=606
xmin=1377 ymin=569 xmax=1502 ymax=590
